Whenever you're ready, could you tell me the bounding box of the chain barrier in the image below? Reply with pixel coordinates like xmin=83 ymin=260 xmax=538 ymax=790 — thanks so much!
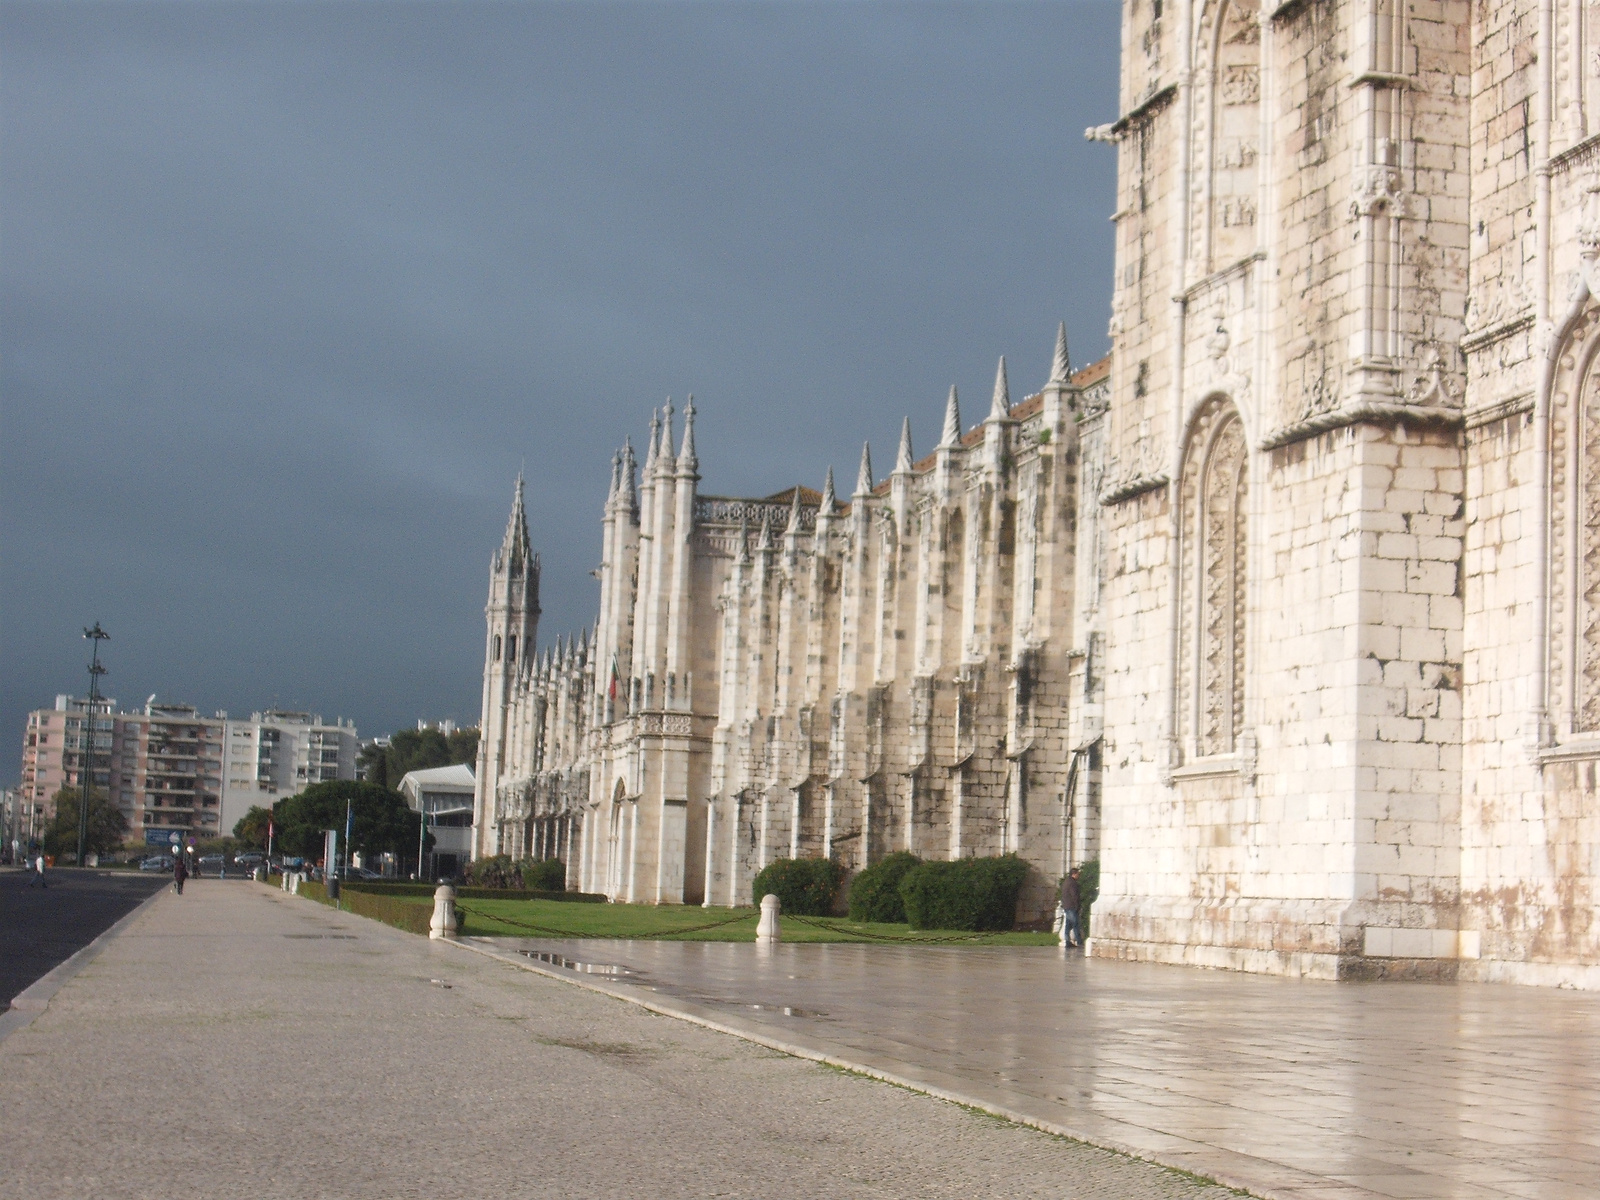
xmin=785 ymin=915 xmax=1004 ymax=944
xmin=454 ymin=902 xmax=1018 ymax=945
xmin=454 ymin=902 xmax=759 ymax=940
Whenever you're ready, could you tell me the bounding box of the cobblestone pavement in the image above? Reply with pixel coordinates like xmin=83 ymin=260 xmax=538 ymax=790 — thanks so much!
xmin=0 ymin=884 xmax=1237 ymax=1200
xmin=466 ymin=936 xmax=1600 ymax=1200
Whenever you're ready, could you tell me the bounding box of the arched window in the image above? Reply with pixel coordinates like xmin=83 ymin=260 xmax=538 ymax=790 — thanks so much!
xmin=508 ymin=635 xmax=518 ymax=663
xmin=1548 ymin=307 xmax=1600 ymax=735
xmin=493 ymin=634 xmax=502 ymax=662
xmin=1177 ymin=397 xmax=1249 ymax=758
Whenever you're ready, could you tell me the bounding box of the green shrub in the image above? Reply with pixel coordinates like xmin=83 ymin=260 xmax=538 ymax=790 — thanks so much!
xmin=848 ymin=852 xmax=922 ymax=923
xmin=520 ymin=859 xmax=567 ymax=891
xmin=751 ymin=857 xmax=842 ymax=916
xmin=899 ymin=854 xmax=1028 ymax=931
xmin=463 ymin=854 xmax=522 ymax=889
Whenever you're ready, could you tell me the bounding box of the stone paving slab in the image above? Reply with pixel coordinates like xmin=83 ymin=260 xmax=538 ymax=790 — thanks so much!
xmin=460 ymin=936 xmax=1600 ymax=1200
xmin=0 ymin=882 xmax=1239 ymax=1200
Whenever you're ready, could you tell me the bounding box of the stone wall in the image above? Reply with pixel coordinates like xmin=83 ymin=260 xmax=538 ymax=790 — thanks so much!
xmin=469 ymin=0 xmax=1598 ymax=987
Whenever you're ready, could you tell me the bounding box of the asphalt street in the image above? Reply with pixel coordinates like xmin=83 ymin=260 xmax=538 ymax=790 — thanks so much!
xmin=1 ymin=867 xmax=168 ymax=1005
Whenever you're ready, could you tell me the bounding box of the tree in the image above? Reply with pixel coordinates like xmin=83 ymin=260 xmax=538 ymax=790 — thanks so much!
xmin=271 ymin=780 xmax=429 ymax=862
xmin=42 ymin=787 xmax=127 ymax=858
xmin=357 ymin=726 xmax=479 ymax=790
xmin=233 ymin=805 xmax=273 ymax=850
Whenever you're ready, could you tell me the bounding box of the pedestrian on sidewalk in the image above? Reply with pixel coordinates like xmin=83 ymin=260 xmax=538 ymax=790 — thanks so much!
xmin=173 ymin=855 xmax=188 ymax=896
xmin=1060 ymin=867 xmax=1082 ymax=949
xmin=27 ymin=852 xmax=47 ymax=889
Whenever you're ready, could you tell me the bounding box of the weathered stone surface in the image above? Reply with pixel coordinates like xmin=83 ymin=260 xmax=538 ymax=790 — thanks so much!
xmin=475 ymin=0 xmax=1599 ymax=988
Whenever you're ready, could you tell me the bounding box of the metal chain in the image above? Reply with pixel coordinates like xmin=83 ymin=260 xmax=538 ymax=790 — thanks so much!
xmin=454 ymin=902 xmax=759 ymax=940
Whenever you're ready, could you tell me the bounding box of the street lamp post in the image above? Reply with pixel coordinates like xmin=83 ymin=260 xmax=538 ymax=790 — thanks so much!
xmin=78 ymin=623 xmax=110 ymax=868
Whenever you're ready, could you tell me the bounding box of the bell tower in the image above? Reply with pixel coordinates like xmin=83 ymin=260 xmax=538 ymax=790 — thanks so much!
xmin=474 ymin=476 xmax=540 ymax=858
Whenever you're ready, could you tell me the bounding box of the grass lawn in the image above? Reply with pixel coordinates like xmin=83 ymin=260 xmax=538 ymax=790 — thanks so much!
xmin=424 ymin=895 xmax=1057 ymax=945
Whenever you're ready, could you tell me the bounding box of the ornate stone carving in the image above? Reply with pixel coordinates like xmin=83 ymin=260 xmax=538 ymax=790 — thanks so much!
xmin=1177 ymin=398 xmax=1248 ymax=758
xmin=696 ymin=497 xmax=815 ymax=533
xmin=1350 ymin=162 xmax=1406 ymax=218
xmin=1547 ymin=303 xmax=1600 ymax=735
xmin=1219 ymin=65 xmax=1259 ymax=105
xmin=1406 ymin=345 xmax=1463 ymax=408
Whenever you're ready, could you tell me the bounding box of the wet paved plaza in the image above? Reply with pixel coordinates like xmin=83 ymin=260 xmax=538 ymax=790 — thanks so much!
xmin=469 ymin=936 xmax=1600 ymax=1200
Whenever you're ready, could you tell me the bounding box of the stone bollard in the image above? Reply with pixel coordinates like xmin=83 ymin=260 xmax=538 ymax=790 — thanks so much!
xmin=429 ymin=884 xmax=459 ymax=940
xmin=756 ymin=893 xmax=781 ymax=944
xmin=253 ymin=866 xmax=264 ymax=883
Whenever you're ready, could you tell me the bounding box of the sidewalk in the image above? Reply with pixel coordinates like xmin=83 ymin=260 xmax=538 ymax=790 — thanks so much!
xmin=0 ymin=882 xmax=1235 ymax=1200
xmin=460 ymin=936 xmax=1600 ymax=1200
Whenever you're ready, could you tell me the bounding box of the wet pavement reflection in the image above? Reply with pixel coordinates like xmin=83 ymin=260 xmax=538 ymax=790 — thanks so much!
xmin=475 ymin=937 xmax=1600 ymax=1200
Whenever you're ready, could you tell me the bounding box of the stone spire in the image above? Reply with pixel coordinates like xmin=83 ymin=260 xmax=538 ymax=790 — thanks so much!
xmin=620 ymin=436 xmax=638 ymax=511
xmin=784 ymin=486 xmax=804 ymax=537
xmin=1048 ymin=321 xmax=1071 ymax=385
xmin=607 ymin=450 xmax=621 ymax=509
xmin=656 ymin=401 xmax=676 ymax=473
xmin=678 ymin=395 xmax=698 ymax=476
xmin=500 ymin=474 xmax=532 ymax=574
xmin=987 ymin=356 xmax=1011 ymax=421
xmin=895 ymin=417 xmax=914 ymax=473
xmin=737 ymin=510 xmax=751 ymax=564
xmin=854 ymin=442 xmax=873 ymax=497
xmin=757 ymin=506 xmax=774 ymax=553
xmin=819 ymin=467 xmax=837 ymax=516
xmin=939 ymin=385 xmax=962 ymax=449
xmin=643 ymin=410 xmax=660 ymax=473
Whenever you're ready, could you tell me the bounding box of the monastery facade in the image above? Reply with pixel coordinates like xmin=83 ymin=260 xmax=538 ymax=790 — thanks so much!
xmin=475 ymin=0 xmax=1599 ymax=987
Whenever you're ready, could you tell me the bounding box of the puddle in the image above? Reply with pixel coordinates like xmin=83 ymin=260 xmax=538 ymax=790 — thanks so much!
xmin=518 ymin=949 xmax=634 ymax=977
xmin=283 ymin=933 xmax=357 ymax=939
xmin=746 ymin=1002 xmax=828 ymax=1019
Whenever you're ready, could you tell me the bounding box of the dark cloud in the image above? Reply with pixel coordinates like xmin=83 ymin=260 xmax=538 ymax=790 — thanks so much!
xmin=0 ymin=0 xmax=1119 ymax=766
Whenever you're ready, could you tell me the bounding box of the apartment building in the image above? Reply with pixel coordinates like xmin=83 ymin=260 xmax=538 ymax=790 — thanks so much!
xmin=218 ymin=711 xmax=360 ymax=835
xmin=19 ymin=696 xmax=358 ymax=846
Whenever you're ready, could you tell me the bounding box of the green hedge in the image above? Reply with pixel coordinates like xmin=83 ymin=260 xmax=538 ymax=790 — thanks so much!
xmin=521 ymin=859 xmax=567 ymax=891
xmin=342 ymin=881 xmax=605 ymax=903
xmin=289 ymin=879 xmax=432 ymax=935
xmin=751 ymin=857 xmax=842 ymax=916
xmin=899 ymin=854 xmax=1028 ymax=931
xmin=848 ymin=851 xmax=922 ymax=923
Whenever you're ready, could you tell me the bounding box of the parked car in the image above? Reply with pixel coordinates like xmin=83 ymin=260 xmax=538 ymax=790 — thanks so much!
xmin=341 ymin=866 xmax=383 ymax=881
xmin=235 ymin=852 xmax=265 ymax=867
xmin=139 ymin=856 xmax=172 ymax=872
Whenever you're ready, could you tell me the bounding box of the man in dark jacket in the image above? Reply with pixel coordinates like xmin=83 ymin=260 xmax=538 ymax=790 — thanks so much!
xmin=172 ymin=854 xmax=188 ymax=895
xmin=1060 ymin=867 xmax=1082 ymax=948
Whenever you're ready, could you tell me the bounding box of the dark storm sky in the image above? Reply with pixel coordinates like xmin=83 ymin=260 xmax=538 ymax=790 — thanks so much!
xmin=0 ymin=0 xmax=1120 ymax=771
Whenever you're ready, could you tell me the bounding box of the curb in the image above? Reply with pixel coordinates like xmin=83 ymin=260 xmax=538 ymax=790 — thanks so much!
xmin=0 ymin=886 xmax=167 ymax=1044
xmin=438 ymin=936 xmax=1296 ymax=1200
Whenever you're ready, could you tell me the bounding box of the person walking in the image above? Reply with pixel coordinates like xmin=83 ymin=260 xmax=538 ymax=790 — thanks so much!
xmin=1060 ymin=867 xmax=1082 ymax=949
xmin=172 ymin=854 xmax=188 ymax=896
xmin=27 ymin=852 xmax=47 ymax=889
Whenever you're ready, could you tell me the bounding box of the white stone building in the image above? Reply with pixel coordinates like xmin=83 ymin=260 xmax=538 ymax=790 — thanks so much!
xmin=398 ymin=762 xmax=476 ymax=879
xmin=475 ymin=0 xmax=1599 ymax=987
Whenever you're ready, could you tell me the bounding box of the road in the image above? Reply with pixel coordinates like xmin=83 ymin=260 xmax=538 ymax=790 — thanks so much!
xmin=0 ymin=867 xmax=168 ymax=1005
xmin=0 ymin=881 xmax=1235 ymax=1200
